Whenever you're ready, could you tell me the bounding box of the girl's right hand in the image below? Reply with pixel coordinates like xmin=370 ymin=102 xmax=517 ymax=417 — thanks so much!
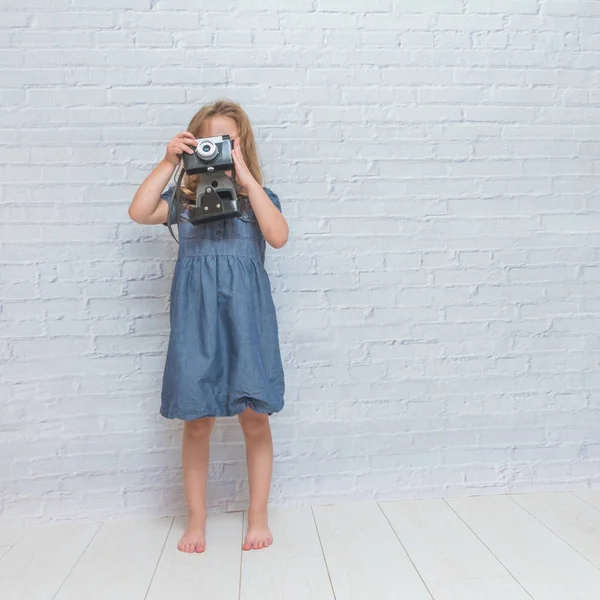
xmin=164 ymin=131 xmax=197 ymax=167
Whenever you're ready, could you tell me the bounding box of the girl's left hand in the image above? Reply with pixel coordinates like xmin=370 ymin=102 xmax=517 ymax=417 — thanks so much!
xmin=232 ymin=138 xmax=256 ymax=189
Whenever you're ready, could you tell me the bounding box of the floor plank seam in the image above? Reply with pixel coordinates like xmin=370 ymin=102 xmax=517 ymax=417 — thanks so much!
xmin=51 ymin=521 xmax=104 ymax=600
xmin=0 ymin=545 xmax=14 ymax=563
xmin=570 ymin=491 xmax=600 ymax=513
xmin=311 ymin=505 xmax=338 ymax=600
xmin=376 ymin=502 xmax=435 ymax=600
xmin=238 ymin=512 xmax=245 ymax=600
xmin=143 ymin=517 xmax=175 ymax=600
xmin=441 ymin=497 xmax=536 ymax=600
xmin=0 ymin=529 xmax=27 ymax=562
xmin=507 ymin=494 xmax=600 ymax=575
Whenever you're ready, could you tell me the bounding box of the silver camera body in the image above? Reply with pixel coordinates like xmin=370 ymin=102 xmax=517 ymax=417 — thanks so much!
xmin=182 ymin=134 xmax=234 ymax=175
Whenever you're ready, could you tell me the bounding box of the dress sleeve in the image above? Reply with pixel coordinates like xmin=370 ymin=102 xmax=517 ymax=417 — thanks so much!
xmin=263 ymin=187 xmax=282 ymax=213
xmin=161 ymin=185 xmax=178 ymax=226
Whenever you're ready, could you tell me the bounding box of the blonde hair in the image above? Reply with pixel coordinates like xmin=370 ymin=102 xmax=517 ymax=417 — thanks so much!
xmin=179 ymin=100 xmax=262 ymax=200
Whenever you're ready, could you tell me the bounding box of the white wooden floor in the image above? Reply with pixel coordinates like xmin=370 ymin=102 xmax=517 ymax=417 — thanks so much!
xmin=1 ymin=491 xmax=600 ymax=600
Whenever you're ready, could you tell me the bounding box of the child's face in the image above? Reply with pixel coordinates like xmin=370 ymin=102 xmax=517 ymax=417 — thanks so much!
xmin=201 ymin=116 xmax=239 ymax=179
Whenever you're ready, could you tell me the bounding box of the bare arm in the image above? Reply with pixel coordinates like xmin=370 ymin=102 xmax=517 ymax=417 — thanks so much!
xmin=232 ymin=139 xmax=289 ymax=249
xmin=128 ymin=159 xmax=175 ymax=225
xmin=128 ymin=132 xmax=197 ymax=225
xmin=246 ymin=180 xmax=289 ymax=249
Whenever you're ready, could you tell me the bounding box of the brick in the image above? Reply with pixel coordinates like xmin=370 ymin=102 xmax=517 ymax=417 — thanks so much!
xmin=119 ymin=11 xmax=201 ymax=29
xmin=109 ymin=87 xmax=185 ymax=104
xmin=467 ymin=0 xmax=539 ymax=14
xmin=545 ymin=1 xmax=600 ymax=16
xmin=32 ymin=12 xmax=115 ymax=28
xmin=74 ymin=0 xmax=150 ymax=7
xmin=319 ymin=0 xmax=391 ymax=11
xmin=281 ymin=12 xmax=356 ymax=29
xmin=363 ymin=13 xmax=431 ymax=30
xmin=0 ymin=11 xmax=30 ymax=27
xmin=150 ymin=68 xmax=228 ymax=85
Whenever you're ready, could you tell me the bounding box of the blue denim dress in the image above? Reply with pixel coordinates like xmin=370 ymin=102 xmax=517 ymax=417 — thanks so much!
xmin=159 ymin=186 xmax=285 ymax=420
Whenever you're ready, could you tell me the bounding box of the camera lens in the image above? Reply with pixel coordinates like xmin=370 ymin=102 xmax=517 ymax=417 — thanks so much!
xmin=196 ymin=139 xmax=219 ymax=162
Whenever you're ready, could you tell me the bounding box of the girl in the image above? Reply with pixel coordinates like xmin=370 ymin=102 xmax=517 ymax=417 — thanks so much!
xmin=128 ymin=100 xmax=288 ymax=553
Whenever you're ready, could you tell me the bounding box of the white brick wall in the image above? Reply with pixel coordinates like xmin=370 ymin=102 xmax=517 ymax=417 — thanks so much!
xmin=1 ymin=0 xmax=600 ymax=523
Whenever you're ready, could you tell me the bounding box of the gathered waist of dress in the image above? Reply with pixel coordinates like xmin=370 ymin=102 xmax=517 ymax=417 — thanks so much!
xmin=177 ymin=238 xmax=264 ymax=261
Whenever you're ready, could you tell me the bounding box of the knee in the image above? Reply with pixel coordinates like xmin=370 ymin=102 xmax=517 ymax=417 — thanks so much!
xmin=239 ymin=412 xmax=270 ymax=438
xmin=184 ymin=418 xmax=214 ymax=440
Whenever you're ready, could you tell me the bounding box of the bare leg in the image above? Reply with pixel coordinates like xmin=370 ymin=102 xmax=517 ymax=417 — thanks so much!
xmin=238 ymin=408 xmax=273 ymax=551
xmin=178 ymin=417 xmax=215 ymax=553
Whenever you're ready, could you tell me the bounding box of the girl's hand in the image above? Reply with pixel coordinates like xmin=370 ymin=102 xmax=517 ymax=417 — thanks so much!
xmin=164 ymin=131 xmax=197 ymax=167
xmin=232 ymin=138 xmax=257 ymax=189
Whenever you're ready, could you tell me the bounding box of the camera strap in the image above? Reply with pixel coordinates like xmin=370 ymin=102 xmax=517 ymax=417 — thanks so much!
xmin=166 ymin=169 xmax=185 ymax=244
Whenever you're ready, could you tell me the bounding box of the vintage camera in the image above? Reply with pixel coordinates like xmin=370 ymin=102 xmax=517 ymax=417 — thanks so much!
xmin=166 ymin=134 xmax=241 ymax=239
xmin=182 ymin=134 xmax=234 ymax=174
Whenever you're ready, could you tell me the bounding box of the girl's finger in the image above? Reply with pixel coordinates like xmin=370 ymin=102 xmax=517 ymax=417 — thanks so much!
xmin=233 ymin=145 xmax=245 ymax=163
xmin=178 ymin=143 xmax=195 ymax=154
xmin=172 ymin=142 xmax=193 ymax=154
xmin=175 ymin=133 xmax=196 ymax=145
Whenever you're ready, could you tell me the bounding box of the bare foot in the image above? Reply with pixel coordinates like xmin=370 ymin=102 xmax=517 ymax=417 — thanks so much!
xmin=243 ymin=509 xmax=273 ymax=551
xmin=178 ymin=515 xmax=206 ymax=553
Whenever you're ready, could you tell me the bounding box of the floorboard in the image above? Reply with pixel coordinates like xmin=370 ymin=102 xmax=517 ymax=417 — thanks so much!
xmin=511 ymin=492 xmax=600 ymax=570
xmin=54 ymin=517 xmax=172 ymax=600
xmin=0 ymin=520 xmax=26 ymax=546
xmin=313 ymin=502 xmax=433 ymax=600
xmin=0 ymin=522 xmax=99 ymax=600
xmin=573 ymin=490 xmax=600 ymax=511
xmin=447 ymin=494 xmax=600 ymax=600
xmin=380 ymin=498 xmax=532 ymax=600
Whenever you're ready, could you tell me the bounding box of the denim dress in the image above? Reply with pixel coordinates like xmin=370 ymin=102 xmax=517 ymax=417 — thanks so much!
xmin=159 ymin=186 xmax=285 ymax=420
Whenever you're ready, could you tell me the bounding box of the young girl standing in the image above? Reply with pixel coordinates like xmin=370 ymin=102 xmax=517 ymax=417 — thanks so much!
xmin=128 ymin=100 xmax=288 ymax=553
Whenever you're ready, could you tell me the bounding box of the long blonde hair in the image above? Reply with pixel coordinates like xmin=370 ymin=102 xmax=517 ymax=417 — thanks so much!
xmin=179 ymin=100 xmax=262 ymax=200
